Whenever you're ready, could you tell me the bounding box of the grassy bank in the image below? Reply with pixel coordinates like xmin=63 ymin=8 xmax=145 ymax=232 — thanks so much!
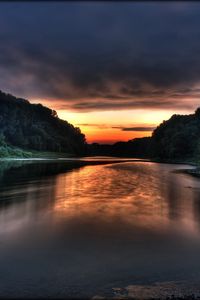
xmin=0 ymin=145 xmax=74 ymax=159
xmin=2 ymin=144 xmax=200 ymax=180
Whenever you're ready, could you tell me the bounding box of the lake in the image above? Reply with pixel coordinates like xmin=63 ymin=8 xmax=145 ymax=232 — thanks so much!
xmin=0 ymin=158 xmax=200 ymax=298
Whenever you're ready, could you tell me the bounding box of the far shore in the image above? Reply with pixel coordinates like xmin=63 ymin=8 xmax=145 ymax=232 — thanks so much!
xmin=0 ymin=142 xmax=199 ymax=179
xmin=1 ymin=155 xmax=199 ymax=179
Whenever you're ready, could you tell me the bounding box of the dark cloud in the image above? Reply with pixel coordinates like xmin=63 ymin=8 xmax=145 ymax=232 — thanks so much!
xmin=77 ymin=123 xmax=156 ymax=132
xmin=0 ymin=2 xmax=200 ymax=111
xmin=112 ymin=126 xmax=156 ymax=132
xmin=77 ymin=123 xmax=109 ymax=129
xmin=71 ymin=98 xmax=193 ymax=111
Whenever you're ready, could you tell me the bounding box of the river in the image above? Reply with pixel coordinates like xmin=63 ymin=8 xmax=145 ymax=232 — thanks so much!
xmin=0 ymin=159 xmax=200 ymax=298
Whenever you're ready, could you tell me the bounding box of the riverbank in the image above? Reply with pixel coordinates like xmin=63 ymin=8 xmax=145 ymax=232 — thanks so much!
xmin=2 ymin=146 xmax=200 ymax=180
xmin=1 ymin=158 xmax=200 ymax=299
xmin=0 ymin=145 xmax=75 ymax=159
xmin=151 ymin=157 xmax=200 ymax=178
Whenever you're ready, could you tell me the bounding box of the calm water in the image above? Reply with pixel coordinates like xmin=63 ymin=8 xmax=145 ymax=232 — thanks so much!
xmin=0 ymin=159 xmax=200 ymax=298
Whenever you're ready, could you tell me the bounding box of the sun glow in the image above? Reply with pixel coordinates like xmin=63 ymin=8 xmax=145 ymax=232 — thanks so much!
xmin=30 ymin=98 xmax=191 ymax=144
xmin=56 ymin=108 xmax=187 ymax=144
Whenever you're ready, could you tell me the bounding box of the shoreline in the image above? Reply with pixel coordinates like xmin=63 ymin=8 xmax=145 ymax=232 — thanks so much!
xmin=1 ymin=155 xmax=199 ymax=179
xmin=0 ymin=159 xmax=200 ymax=300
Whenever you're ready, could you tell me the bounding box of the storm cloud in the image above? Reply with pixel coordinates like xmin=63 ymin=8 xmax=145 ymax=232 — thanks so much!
xmin=77 ymin=124 xmax=156 ymax=132
xmin=112 ymin=126 xmax=156 ymax=132
xmin=1 ymin=2 xmax=200 ymax=111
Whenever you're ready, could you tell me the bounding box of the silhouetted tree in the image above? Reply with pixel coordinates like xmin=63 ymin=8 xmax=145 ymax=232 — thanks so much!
xmin=0 ymin=90 xmax=87 ymax=155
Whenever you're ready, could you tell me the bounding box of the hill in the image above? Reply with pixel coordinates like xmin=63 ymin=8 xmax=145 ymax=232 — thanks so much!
xmin=88 ymin=108 xmax=200 ymax=161
xmin=0 ymin=91 xmax=86 ymax=157
xmin=152 ymin=109 xmax=200 ymax=160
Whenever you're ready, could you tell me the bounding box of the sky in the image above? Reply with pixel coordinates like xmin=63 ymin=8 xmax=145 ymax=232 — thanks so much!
xmin=0 ymin=2 xmax=200 ymax=143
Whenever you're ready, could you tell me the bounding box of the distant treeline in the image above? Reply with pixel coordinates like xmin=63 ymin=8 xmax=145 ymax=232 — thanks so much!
xmin=1 ymin=89 xmax=200 ymax=160
xmin=88 ymin=108 xmax=200 ymax=160
xmin=0 ymin=91 xmax=86 ymax=156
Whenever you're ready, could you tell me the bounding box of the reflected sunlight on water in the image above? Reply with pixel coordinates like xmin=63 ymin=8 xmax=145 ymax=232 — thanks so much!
xmin=0 ymin=160 xmax=200 ymax=298
xmin=53 ymin=162 xmax=200 ymax=238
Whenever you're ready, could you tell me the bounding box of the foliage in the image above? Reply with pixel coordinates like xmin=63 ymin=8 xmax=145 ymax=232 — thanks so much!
xmin=0 ymin=91 xmax=86 ymax=156
xmin=87 ymin=137 xmax=153 ymax=157
xmin=0 ymin=145 xmax=32 ymax=158
xmin=88 ymin=108 xmax=200 ymax=160
xmin=152 ymin=110 xmax=200 ymax=159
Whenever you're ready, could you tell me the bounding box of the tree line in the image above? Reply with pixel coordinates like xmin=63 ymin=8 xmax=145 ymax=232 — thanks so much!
xmin=88 ymin=108 xmax=200 ymax=160
xmin=1 ymin=89 xmax=200 ymax=160
xmin=0 ymin=91 xmax=86 ymax=156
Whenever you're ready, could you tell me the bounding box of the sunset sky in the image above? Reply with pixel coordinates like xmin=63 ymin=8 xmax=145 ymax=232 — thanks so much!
xmin=0 ymin=2 xmax=200 ymax=143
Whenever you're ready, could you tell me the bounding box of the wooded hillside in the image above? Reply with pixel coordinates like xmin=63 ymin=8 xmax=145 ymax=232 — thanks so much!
xmin=0 ymin=91 xmax=86 ymax=156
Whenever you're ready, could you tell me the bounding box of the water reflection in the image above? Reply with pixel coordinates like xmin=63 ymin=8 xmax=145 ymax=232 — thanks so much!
xmin=0 ymin=160 xmax=200 ymax=298
xmin=51 ymin=162 xmax=200 ymax=238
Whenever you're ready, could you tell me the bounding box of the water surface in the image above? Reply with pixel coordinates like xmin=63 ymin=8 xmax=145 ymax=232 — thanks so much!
xmin=0 ymin=159 xmax=200 ymax=298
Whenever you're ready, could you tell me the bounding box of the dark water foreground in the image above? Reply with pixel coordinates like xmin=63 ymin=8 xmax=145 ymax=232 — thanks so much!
xmin=0 ymin=159 xmax=200 ymax=299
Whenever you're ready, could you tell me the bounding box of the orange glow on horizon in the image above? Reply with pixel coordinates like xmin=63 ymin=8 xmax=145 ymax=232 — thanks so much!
xmin=29 ymin=98 xmax=191 ymax=144
xmin=78 ymin=125 xmax=152 ymax=144
xmin=56 ymin=108 xmax=184 ymax=144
